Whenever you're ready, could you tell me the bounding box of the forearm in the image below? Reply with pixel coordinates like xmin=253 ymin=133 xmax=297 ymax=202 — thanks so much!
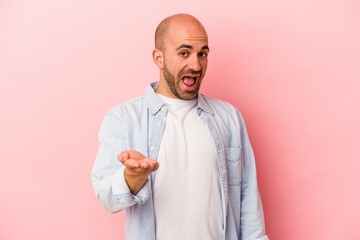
xmin=92 ymin=166 xmax=150 ymax=213
xmin=124 ymin=169 xmax=150 ymax=195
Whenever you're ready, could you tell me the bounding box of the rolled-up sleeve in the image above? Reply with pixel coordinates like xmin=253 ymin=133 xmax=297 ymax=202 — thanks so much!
xmin=112 ymin=166 xmax=150 ymax=204
xmin=91 ymin=111 xmax=150 ymax=213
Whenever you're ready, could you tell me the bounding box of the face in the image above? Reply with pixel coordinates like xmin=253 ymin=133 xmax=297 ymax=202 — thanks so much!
xmin=156 ymin=20 xmax=209 ymax=100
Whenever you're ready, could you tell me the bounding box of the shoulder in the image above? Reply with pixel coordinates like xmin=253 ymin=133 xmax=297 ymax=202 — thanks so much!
xmin=201 ymin=94 xmax=241 ymax=117
xmin=200 ymin=94 xmax=247 ymax=132
xmin=106 ymin=95 xmax=146 ymax=120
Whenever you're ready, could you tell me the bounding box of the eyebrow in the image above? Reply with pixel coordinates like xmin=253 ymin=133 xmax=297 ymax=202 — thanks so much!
xmin=176 ymin=44 xmax=210 ymax=51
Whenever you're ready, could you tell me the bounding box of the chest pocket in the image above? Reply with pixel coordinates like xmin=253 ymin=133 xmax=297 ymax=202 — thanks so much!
xmin=225 ymin=147 xmax=242 ymax=185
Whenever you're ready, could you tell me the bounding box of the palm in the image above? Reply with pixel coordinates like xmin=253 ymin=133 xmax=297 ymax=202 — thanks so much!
xmin=118 ymin=150 xmax=159 ymax=175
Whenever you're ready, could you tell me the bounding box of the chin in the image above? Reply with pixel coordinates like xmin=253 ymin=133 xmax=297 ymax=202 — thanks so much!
xmin=179 ymin=91 xmax=198 ymax=100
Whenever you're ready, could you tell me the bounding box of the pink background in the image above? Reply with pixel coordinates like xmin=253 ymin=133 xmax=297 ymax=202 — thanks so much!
xmin=1 ymin=0 xmax=359 ymax=239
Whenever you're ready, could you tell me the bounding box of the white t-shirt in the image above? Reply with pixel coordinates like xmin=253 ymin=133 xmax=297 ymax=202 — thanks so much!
xmin=153 ymin=94 xmax=223 ymax=240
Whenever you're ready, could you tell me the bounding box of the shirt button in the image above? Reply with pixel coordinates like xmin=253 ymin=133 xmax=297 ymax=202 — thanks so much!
xmin=157 ymin=121 xmax=162 ymax=126
xmin=150 ymin=146 xmax=155 ymax=151
xmin=161 ymin=106 xmax=166 ymax=111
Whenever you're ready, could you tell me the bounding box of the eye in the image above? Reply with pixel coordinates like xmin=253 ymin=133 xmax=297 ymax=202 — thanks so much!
xmin=198 ymin=52 xmax=208 ymax=58
xmin=179 ymin=51 xmax=188 ymax=57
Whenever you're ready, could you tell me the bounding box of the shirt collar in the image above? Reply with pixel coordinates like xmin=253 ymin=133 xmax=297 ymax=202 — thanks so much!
xmin=144 ymin=82 xmax=214 ymax=116
xmin=197 ymin=93 xmax=214 ymax=115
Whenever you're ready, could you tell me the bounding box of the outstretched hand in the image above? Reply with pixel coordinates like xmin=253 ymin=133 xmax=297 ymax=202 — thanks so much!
xmin=117 ymin=150 xmax=159 ymax=195
xmin=118 ymin=150 xmax=159 ymax=175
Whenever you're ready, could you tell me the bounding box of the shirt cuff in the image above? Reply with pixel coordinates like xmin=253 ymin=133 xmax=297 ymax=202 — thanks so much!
xmin=256 ymin=235 xmax=269 ymax=240
xmin=112 ymin=166 xmax=150 ymax=204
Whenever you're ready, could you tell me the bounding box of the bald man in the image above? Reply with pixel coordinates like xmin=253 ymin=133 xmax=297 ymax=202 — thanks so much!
xmin=92 ymin=14 xmax=269 ymax=240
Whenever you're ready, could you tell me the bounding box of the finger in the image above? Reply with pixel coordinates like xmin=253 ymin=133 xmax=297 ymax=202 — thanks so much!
xmin=153 ymin=162 xmax=160 ymax=171
xmin=122 ymin=152 xmax=129 ymax=160
xmin=118 ymin=151 xmax=129 ymax=163
xmin=130 ymin=161 xmax=140 ymax=168
xmin=123 ymin=160 xmax=141 ymax=170
xmin=140 ymin=161 xmax=150 ymax=169
xmin=145 ymin=160 xmax=159 ymax=172
xmin=145 ymin=159 xmax=158 ymax=169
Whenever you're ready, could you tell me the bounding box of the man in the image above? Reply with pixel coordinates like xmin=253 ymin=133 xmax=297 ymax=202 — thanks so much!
xmin=92 ymin=14 xmax=269 ymax=240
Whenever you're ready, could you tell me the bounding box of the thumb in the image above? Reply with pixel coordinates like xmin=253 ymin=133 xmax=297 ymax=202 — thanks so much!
xmin=118 ymin=151 xmax=129 ymax=162
xmin=123 ymin=152 xmax=129 ymax=160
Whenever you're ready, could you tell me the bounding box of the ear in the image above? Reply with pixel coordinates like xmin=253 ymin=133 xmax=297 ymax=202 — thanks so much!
xmin=152 ymin=48 xmax=164 ymax=69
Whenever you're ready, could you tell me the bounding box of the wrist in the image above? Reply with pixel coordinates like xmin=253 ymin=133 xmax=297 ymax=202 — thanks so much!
xmin=124 ymin=168 xmax=149 ymax=195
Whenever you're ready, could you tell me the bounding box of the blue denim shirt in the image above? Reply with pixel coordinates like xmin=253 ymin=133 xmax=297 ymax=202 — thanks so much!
xmin=92 ymin=82 xmax=269 ymax=240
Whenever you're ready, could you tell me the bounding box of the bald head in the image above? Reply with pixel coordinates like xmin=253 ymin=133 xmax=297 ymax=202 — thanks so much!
xmin=155 ymin=14 xmax=207 ymax=51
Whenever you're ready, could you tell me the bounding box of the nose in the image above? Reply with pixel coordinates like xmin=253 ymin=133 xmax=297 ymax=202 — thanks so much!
xmin=187 ymin=55 xmax=201 ymax=72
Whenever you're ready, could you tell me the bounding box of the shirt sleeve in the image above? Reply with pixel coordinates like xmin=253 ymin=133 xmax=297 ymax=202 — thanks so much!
xmin=237 ymin=110 xmax=269 ymax=240
xmin=112 ymin=166 xmax=150 ymax=204
xmin=91 ymin=111 xmax=150 ymax=213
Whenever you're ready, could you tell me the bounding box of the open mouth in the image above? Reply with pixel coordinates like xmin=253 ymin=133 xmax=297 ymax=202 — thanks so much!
xmin=182 ymin=76 xmax=198 ymax=87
